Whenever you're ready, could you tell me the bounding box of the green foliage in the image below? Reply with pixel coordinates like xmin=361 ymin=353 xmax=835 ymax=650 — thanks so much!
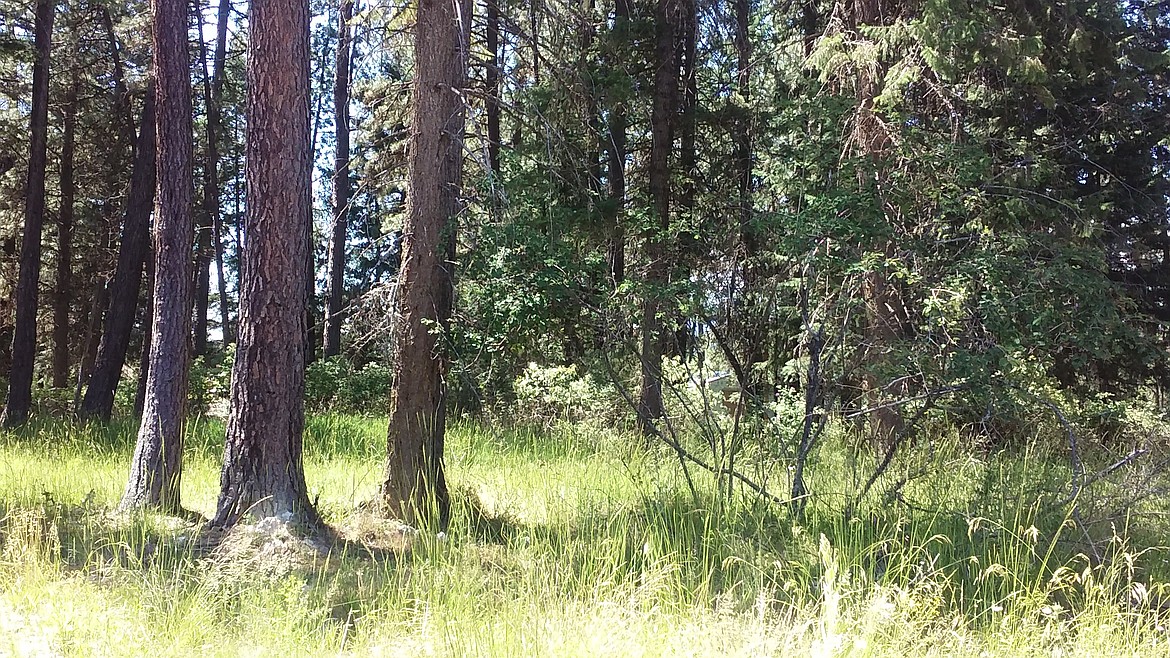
xmin=304 ymin=356 xmax=391 ymax=413
xmin=511 ymin=362 xmax=626 ymax=429
xmin=187 ymin=348 xmax=234 ymax=414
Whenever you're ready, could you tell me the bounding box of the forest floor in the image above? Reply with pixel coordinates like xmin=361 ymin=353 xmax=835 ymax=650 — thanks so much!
xmin=2 ymin=414 xmax=1170 ymax=656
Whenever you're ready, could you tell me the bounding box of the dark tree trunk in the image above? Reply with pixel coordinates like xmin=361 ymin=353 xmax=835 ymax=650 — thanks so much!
xmin=380 ymin=0 xmax=471 ymax=529
xmin=801 ymin=0 xmax=820 ymax=56
xmin=79 ymin=91 xmax=157 ymax=421
xmin=637 ymin=0 xmax=678 ymax=437
xmin=677 ymin=0 xmax=697 ymax=220
xmin=193 ymin=202 xmax=212 ymax=358
xmin=193 ymin=0 xmax=234 ymax=354
xmin=52 ymin=76 xmax=79 ymax=389
xmin=486 ymin=0 xmax=501 ymax=177
xmin=306 ymin=25 xmax=333 ymax=366
xmin=73 ymin=277 xmax=108 ymax=409
xmin=323 ymin=0 xmax=353 ymax=358
xmin=731 ymin=0 xmax=766 ymax=377
xmin=192 ymin=6 xmax=212 ymax=357
xmin=211 ymin=0 xmax=234 ymax=345
xmin=214 ymin=0 xmax=319 ymax=527
xmin=849 ymin=0 xmax=906 ymax=445
xmin=583 ymin=0 xmax=600 ymax=199
xmin=121 ymin=0 xmax=196 ymax=513
xmin=604 ymin=0 xmax=630 ymax=287
xmin=97 ymin=4 xmax=135 ymax=149
xmin=734 ymin=0 xmax=752 ymax=252
xmin=134 ymin=250 xmax=155 ymax=417
xmin=2 ymin=0 xmax=54 ymax=428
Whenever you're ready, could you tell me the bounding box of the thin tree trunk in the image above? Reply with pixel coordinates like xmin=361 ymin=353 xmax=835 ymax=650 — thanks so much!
xmin=72 ymin=278 xmax=108 ymax=409
xmin=121 ymin=0 xmax=196 ymax=513
xmin=192 ymin=2 xmax=211 ymax=357
xmin=97 ymin=4 xmax=136 ymax=151
xmin=731 ymin=0 xmax=765 ymax=379
xmin=214 ymin=0 xmax=319 ymax=527
xmin=2 ymin=0 xmax=54 ymax=428
xmin=381 ymin=0 xmax=471 ymax=529
xmin=211 ymin=0 xmax=233 ymax=344
xmin=486 ymin=0 xmax=501 ymax=177
xmin=637 ymin=0 xmax=678 ymax=437
xmin=604 ymin=0 xmax=630 ymax=287
xmin=193 ymin=0 xmax=233 ymax=354
xmin=583 ymin=0 xmax=600 ymax=199
xmin=323 ymin=0 xmax=353 ymax=358
xmin=79 ymin=91 xmax=158 ymax=421
xmin=306 ymin=23 xmax=334 ymax=366
xmin=734 ymin=0 xmax=752 ymax=252
xmin=677 ymin=0 xmax=696 ymax=219
xmin=849 ymin=0 xmax=906 ymax=446
xmin=52 ymin=75 xmax=79 ymax=389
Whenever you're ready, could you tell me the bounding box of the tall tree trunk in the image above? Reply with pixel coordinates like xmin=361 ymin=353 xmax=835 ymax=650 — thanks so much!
xmin=849 ymin=0 xmax=905 ymax=445
xmin=121 ymin=0 xmax=196 ymax=513
xmin=801 ymin=0 xmax=820 ymax=56
xmin=637 ymin=0 xmax=678 ymax=437
xmin=604 ymin=0 xmax=630 ymax=287
xmin=734 ymin=0 xmax=752 ymax=253
xmin=97 ymin=4 xmax=135 ymax=149
xmin=52 ymin=75 xmax=79 ymax=389
xmin=380 ymin=0 xmax=471 ymax=529
xmin=211 ymin=0 xmax=234 ymax=345
xmin=214 ymin=0 xmax=319 ymax=527
xmin=306 ymin=24 xmax=334 ymax=366
xmin=323 ymin=0 xmax=353 ymax=358
xmin=486 ymin=0 xmax=501 ymax=178
xmin=79 ymin=91 xmax=158 ymax=421
xmin=192 ymin=7 xmax=212 ymax=357
xmin=731 ymin=0 xmax=766 ymax=381
xmin=2 ymin=0 xmax=54 ymax=428
xmin=193 ymin=0 xmax=233 ymax=355
xmin=583 ymin=0 xmax=600 ymax=199
xmin=677 ymin=0 xmax=696 ymax=219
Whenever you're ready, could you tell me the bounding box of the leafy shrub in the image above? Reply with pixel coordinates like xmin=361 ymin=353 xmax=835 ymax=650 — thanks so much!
xmin=305 ymin=357 xmax=391 ymax=413
xmin=512 ymin=362 xmax=625 ymax=429
xmin=188 ymin=347 xmax=234 ymax=413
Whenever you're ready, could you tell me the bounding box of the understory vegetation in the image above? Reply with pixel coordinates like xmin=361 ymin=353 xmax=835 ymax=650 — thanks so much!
xmin=3 ymin=407 xmax=1170 ymax=657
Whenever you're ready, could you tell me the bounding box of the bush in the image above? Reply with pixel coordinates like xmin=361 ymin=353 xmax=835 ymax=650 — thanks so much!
xmin=188 ymin=347 xmax=234 ymax=413
xmin=305 ymin=357 xmax=391 ymax=413
xmin=512 ymin=362 xmax=625 ymax=429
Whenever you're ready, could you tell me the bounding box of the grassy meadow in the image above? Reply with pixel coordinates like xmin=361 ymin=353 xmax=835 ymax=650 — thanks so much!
xmin=1 ymin=413 xmax=1169 ymax=656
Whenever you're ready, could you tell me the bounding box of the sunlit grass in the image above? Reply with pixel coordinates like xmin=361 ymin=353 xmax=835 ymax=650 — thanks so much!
xmin=2 ymin=414 xmax=1169 ymax=656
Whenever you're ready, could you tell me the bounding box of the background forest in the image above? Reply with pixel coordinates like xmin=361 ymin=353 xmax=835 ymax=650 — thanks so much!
xmin=1 ymin=0 xmax=1170 ymax=655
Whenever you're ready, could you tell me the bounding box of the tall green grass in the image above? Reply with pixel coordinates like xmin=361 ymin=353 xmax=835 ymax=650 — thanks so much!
xmin=1 ymin=415 xmax=1168 ymax=656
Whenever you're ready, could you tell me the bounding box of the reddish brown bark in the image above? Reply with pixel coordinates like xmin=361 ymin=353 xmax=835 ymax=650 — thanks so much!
xmin=848 ymin=0 xmax=907 ymax=445
xmin=121 ymin=0 xmax=196 ymax=513
xmin=380 ymin=0 xmax=472 ymax=528
xmin=214 ymin=0 xmax=319 ymax=527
